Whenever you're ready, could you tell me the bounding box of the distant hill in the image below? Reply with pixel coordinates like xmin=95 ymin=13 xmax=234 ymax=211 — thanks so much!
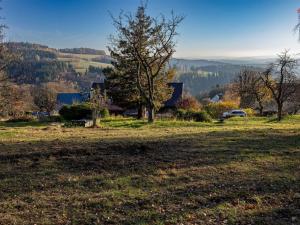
xmin=57 ymin=52 xmax=113 ymax=74
xmin=59 ymin=48 xmax=106 ymax=56
xmin=5 ymin=42 xmax=67 ymax=84
xmin=6 ymin=42 xmax=287 ymax=95
xmin=171 ymin=58 xmax=228 ymax=71
xmin=5 ymin=42 xmax=112 ymax=90
xmin=171 ymin=58 xmax=263 ymax=95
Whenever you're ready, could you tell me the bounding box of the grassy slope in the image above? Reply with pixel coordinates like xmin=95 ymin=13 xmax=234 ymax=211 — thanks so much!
xmin=0 ymin=116 xmax=299 ymax=224
xmin=58 ymin=52 xmax=112 ymax=73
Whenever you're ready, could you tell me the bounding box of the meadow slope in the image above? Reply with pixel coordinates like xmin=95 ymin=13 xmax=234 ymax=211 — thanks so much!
xmin=0 ymin=117 xmax=299 ymax=224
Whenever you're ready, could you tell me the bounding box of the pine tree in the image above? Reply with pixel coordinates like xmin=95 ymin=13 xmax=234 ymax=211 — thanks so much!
xmin=109 ymin=4 xmax=183 ymax=122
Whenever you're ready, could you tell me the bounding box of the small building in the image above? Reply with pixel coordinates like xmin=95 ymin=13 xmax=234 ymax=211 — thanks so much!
xmin=91 ymin=82 xmax=105 ymax=91
xmin=57 ymin=93 xmax=89 ymax=106
xmin=164 ymin=82 xmax=184 ymax=108
xmin=210 ymin=93 xmax=223 ymax=103
xmin=57 ymin=82 xmax=184 ymax=113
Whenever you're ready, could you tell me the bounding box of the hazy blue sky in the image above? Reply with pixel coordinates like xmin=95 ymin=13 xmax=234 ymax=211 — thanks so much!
xmin=3 ymin=0 xmax=300 ymax=58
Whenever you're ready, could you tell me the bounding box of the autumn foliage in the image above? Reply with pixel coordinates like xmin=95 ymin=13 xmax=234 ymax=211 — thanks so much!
xmin=205 ymin=101 xmax=239 ymax=119
xmin=176 ymin=95 xmax=202 ymax=112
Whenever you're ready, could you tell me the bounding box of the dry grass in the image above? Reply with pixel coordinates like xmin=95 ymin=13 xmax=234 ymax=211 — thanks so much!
xmin=0 ymin=116 xmax=299 ymax=224
xmin=58 ymin=52 xmax=112 ymax=73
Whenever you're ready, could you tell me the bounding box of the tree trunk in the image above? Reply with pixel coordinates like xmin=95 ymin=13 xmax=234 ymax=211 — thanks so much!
xmin=259 ymin=107 xmax=263 ymax=116
xmin=92 ymin=109 xmax=97 ymax=127
xmin=137 ymin=104 xmax=145 ymax=120
xmin=277 ymin=103 xmax=283 ymax=121
xmin=258 ymin=102 xmax=264 ymax=116
xmin=147 ymin=106 xmax=155 ymax=123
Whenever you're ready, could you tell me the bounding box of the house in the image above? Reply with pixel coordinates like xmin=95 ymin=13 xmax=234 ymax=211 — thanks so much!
xmin=57 ymin=93 xmax=89 ymax=106
xmin=57 ymin=82 xmax=184 ymax=113
xmin=91 ymin=82 xmax=106 ymax=95
xmin=164 ymin=82 xmax=184 ymax=108
xmin=210 ymin=93 xmax=223 ymax=103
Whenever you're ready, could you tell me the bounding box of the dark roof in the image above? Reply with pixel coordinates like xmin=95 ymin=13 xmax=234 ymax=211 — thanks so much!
xmin=164 ymin=82 xmax=184 ymax=107
xmin=92 ymin=82 xmax=105 ymax=90
xmin=57 ymin=93 xmax=88 ymax=105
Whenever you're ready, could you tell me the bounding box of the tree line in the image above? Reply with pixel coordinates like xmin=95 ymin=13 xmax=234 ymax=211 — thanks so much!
xmin=234 ymin=50 xmax=299 ymax=121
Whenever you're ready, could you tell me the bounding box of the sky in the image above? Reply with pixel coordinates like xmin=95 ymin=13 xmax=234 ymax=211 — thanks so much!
xmin=2 ymin=0 xmax=300 ymax=59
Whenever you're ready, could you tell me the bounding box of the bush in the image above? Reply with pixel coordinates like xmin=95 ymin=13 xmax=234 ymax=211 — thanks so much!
xmin=205 ymin=101 xmax=239 ymax=119
xmin=63 ymin=120 xmax=87 ymax=128
xmin=59 ymin=104 xmax=92 ymax=121
xmin=176 ymin=109 xmax=212 ymax=122
xmin=244 ymin=108 xmax=255 ymax=117
xmin=100 ymin=108 xmax=110 ymax=118
xmin=176 ymin=109 xmax=187 ymax=119
xmin=7 ymin=115 xmax=35 ymax=123
xmin=192 ymin=111 xmax=213 ymax=122
xmin=39 ymin=115 xmax=64 ymax=122
xmin=176 ymin=95 xmax=202 ymax=111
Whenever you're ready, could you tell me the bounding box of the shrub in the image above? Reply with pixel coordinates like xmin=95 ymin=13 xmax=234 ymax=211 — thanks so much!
xmin=39 ymin=115 xmax=64 ymax=122
xmin=205 ymin=101 xmax=239 ymax=119
xmin=176 ymin=109 xmax=187 ymax=119
xmin=63 ymin=120 xmax=88 ymax=127
xmin=192 ymin=111 xmax=212 ymax=122
xmin=100 ymin=108 xmax=110 ymax=118
xmin=7 ymin=115 xmax=35 ymax=123
xmin=176 ymin=109 xmax=212 ymax=122
xmin=59 ymin=104 xmax=92 ymax=121
xmin=176 ymin=95 xmax=202 ymax=111
xmin=184 ymin=111 xmax=196 ymax=120
xmin=244 ymin=108 xmax=255 ymax=117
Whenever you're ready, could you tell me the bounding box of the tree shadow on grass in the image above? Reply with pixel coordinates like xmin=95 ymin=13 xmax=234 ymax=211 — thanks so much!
xmin=0 ymin=128 xmax=299 ymax=224
xmin=103 ymin=120 xmax=149 ymax=128
xmin=0 ymin=121 xmax=48 ymax=128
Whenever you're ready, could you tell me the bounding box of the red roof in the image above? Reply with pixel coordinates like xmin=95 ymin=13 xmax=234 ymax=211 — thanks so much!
xmin=297 ymin=8 xmax=300 ymax=13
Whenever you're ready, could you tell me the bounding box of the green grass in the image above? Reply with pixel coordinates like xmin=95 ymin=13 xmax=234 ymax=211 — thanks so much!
xmin=58 ymin=52 xmax=112 ymax=73
xmin=0 ymin=116 xmax=299 ymax=224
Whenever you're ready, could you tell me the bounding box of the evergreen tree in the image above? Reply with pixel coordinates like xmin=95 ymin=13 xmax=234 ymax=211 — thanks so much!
xmin=109 ymin=4 xmax=183 ymax=122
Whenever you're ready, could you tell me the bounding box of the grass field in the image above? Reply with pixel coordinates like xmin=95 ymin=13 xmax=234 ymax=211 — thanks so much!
xmin=0 ymin=116 xmax=299 ymax=224
xmin=58 ymin=52 xmax=112 ymax=73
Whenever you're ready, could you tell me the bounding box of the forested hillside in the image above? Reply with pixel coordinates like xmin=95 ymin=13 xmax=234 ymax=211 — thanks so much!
xmin=172 ymin=59 xmax=260 ymax=95
xmin=5 ymin=42 xmax=265 ymax=95
xmin=59 ymin=48 xmax=106 ymax=55
xmin=5 ymin=42 xmax=111 ymax=90
xmin=6 ymin=42 xmax=68 ymax=84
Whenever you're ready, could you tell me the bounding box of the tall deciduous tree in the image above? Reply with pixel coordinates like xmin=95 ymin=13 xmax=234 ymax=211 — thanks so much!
xmin=0 ymin=11 xmax=16 ymax=89
xmin=110 ymin=4 xmax=183 ymax=122
xmin=0 ymin=5 xmax=20 ymax=117
xmin=235 ymin=69 xmax=257 ymax=108
xmin=235 ymin=69 xmax=271 ymax=115
xmin=32 ymin=86 xmax=57 ymax=115
xmin=261 ymin=51 xmax=298 ymax=121
xmin=0 ymin=84 xmax=33 ymax=118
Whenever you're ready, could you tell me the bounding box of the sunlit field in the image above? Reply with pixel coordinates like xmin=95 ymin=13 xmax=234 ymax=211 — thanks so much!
xmin=0 ymin=116 xmax=299 ymax=224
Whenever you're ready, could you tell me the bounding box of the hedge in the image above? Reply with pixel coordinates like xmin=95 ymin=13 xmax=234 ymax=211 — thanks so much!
xmin=176 ymin=109 xmax=212 ymax=122
xmin=59 ymin=104 xmax=92 ymax=121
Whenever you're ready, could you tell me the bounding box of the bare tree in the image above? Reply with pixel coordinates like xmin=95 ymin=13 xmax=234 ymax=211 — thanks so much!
xmin=294 ymin=8 xmax=300 ymax=41
xmin=235 ymin=69 xmax=271 ymax=115
xmin=251 ymin=75 xmax=272 ymax=116
xmin=0 ymin=17 xmax=14 ymax=88
xmin=235 ymin=69 xmax=257 ymax=108
xmin=32 ymin=86 xmax=57 ymax=115
xmin=261 ymin=50 xmax=298 ymax=121
xmin=2 ymin=85 xmax=33 ymax=118
xmin=285 ymin=80 xmax=300 ymax=114
xmin=90 ymin=87 xmax=106 ymax=127
xmin=110 ymin=4 xmax=183 ymax=122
